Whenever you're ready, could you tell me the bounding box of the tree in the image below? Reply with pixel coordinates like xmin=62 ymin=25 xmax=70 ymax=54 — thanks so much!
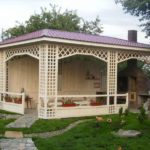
xmin=115 ymin=0 xmax=150 ymax=38
xmin=1 ymin=4 xmax=103 ymax=40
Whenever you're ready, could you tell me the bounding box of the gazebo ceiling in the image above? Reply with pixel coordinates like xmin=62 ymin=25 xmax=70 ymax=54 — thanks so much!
xmin=0 ymin=29 xmax=150 ymax=49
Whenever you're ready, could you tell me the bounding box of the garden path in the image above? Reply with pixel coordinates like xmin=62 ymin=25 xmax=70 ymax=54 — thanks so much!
xmin=24 ymin=119 xmax=92 ymax=138
xmin=0 ymin=138 xmax=37 ymax=150
xmin=6 ymin=109 xmax=38 ymax=128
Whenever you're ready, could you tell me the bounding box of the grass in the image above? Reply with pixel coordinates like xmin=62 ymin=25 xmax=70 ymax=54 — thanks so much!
xmin=1 ymin=112 xmax=150 ymax=149
xmin=33 ymin=113 xmax=150 ymax=150
xmin=0 ymin=119 xmax=15 ymax=134
xmin=0 ymin=116 xmax=91 ymax=134
xmin=0 ymin=109 xmax=19 ymax=115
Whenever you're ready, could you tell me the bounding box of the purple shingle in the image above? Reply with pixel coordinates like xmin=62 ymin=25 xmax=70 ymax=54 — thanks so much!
xmin=0 ymin=29 xmax=150 ymax=49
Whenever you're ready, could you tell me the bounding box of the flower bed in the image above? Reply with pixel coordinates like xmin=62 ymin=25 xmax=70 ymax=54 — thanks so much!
xmin=62 ymin=103 xmax=76 ymax=107
xmin=61 ymin=99 xmax=76 ymax=107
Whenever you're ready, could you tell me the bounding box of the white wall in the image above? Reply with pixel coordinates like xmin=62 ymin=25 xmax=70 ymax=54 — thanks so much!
xmin=8 ymin=56 xmax=39 ymax=108
xmin=58 ymin=57 xmax=107 ymax=95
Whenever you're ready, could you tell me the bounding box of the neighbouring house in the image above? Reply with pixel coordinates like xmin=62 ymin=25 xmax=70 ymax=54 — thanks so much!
xmin=0 ymin=29 xmax=150 ymax=119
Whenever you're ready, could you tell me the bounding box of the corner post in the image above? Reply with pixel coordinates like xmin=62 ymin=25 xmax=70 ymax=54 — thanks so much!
xmin=107 ymin=50 xmax=118 ymax=113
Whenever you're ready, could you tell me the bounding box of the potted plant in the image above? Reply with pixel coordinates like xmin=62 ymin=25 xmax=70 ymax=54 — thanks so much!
xmin=5 ymin=96 xmax=12 ymax=103
xmin=62 ymin=99 xmax=76 ymax=107
xmin=90 ymin=99 xmax=101 ymax=106
xmin=14 ymin=97 xmax=22 ymax=104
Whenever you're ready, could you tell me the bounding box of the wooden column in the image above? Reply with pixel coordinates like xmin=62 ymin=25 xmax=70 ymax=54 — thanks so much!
xmin=107 ymin=51 xmax=118 ymax=113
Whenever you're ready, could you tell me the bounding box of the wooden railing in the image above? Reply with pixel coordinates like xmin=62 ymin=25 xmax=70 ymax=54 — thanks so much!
xmin=46 ymin=93 xmax=128 ymax=108
xmin=0 ymin=91 xmax=25 ymax=114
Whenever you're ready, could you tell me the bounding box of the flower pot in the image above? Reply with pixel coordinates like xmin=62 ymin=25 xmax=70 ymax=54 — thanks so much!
xmin=90 ymin=102 xmax=101 ymax=106
xmin=5 ymin=99 xmax=12 ymax=103
xmin=14 ymin=98 xmax=22 ymax=104
xmin=5 ymin=97 xmax=12 ymax=103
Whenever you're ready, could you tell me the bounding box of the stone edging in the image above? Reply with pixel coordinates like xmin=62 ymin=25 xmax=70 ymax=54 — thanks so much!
xmin=24 ymin=119 xmax=92 ymax=138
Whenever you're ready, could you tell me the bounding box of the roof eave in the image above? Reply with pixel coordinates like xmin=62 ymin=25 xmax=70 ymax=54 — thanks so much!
xmin=0 ymin=37 xmax=150 ymax=52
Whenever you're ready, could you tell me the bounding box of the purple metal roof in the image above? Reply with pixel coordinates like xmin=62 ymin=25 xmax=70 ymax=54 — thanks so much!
xmin=0 ymin=29 xmax=150 ymax=49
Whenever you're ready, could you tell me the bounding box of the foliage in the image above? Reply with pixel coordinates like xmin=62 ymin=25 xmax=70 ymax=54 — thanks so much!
xmin=118 ymin=59 xmax=150 ymax=79
xmin=1 ymin=4 xmax=103 ymax=40
xmin=62 ymin=99 xmax=76 ymax=105
xmin=138 ymin=105 xmax=147 ymax=123
xmin=118 ymin=61 xmax=127 ymax=72
xmin=124 ymin=108 xmax=129 ymax=116
xmin=115 ymin=0 xmax=150 ymax=38
xmin=0 ymin=119 xmax=15 ymax=134
xmin=119 ymin=107 xmax=123 ymax=117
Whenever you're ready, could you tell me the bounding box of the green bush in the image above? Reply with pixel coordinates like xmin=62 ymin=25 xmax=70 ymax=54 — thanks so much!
xmin=119 ymin=107 xmax=123 ymax=117
xmin=124 ymin=108 xmax=129 ymax=116
xmin=138 ymin=105 xmax=147 ymax=123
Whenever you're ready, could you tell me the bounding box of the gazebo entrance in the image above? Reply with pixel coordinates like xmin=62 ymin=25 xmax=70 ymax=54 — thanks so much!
xmin=0 ymin=54 xmax=39 ymax=114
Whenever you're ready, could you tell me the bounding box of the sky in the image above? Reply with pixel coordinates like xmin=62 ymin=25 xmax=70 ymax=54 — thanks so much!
xmin=0 ymin=0 xmax=149 ymax=44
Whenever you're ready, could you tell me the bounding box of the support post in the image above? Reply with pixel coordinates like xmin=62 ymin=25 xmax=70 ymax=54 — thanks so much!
xmin=38 ymin=44 xmax=49 ymax=119
xmin=22 ymin=92 xmax=25 ymax=114
xmin=54 ymin=45 xmax=59 ymax=109
xmin=107 ymin=51 xmax=118 ymax=113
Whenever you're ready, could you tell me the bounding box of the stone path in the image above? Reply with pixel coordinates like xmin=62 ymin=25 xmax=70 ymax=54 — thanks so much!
xmin=0 ymin=118 xmax=91 ymax=150
xmin=0 ymin=138 xmax=37 ymax=150
xmin=6 ymin=113 xmax=38 ymax=128
xmin=0 ymin=113 xmax=22 ymax=119
xmin=25 ymin=119 xmax=92 ymax=138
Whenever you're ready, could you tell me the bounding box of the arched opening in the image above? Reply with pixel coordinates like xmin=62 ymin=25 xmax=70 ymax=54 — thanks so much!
xmin=118 ymin=58 xmax=150 ymax=108
xmin=7 ymin=55 xmax=39 ymax=110
xmin=58 ymin=55 xmax=107 ymax=95
xmin=54 ymin=54 xmax=108 ymax=110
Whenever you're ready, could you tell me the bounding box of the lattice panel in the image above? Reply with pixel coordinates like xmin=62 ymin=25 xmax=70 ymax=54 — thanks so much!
xmin=0 ymin=51 xmax=5 ymax=92
xmin=38 ymin=108 xmax=45 ymax=118
xmin=38 ymin=44 xmax=58 ymax=118
xmin=5 ymin=45 xmax=39 ymax=60
xmin=39 ymin=45 xmax=48 ymax=97
xmin=47 ymin=108 xmax=56 ymax=118
xmin=118 ymin=50 xmax=150 ymax=63
xmin=47 ymin=44 xmax=58 ymax=96
xmin=58 ymin=45 xmax=108 ymax=62
xmin=109 ymin=106 xmax=115 ymax=114
xmin=108 ymin=51 xmax=117 ymax=95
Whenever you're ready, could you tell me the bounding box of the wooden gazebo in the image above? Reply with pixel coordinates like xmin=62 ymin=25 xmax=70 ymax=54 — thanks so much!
xmin=0 ymin=29 xmax=150 ymax=119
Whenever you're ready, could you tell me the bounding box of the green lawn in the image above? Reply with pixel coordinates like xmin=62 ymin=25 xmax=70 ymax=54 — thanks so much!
xmin=0 ymin=117 xmax=91 ymax=134
xmin=33 ymin=113 xmax=150 ymax=150
xmin=1 ymin=112 xmax=150 ymax=149
xmin=0 ymin=109 xmax=19 ymax=114
xmin=0 ymin=119 xmax=15 ymax=134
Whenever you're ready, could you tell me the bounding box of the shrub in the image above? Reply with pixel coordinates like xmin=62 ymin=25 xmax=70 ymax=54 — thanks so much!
xmin=119 ymin=107 xmax=123 ymax=117
xmin=138 ymin=105 xmax=147 ymax=123
xmin=124 ymin=108 xmax=129 ymax=116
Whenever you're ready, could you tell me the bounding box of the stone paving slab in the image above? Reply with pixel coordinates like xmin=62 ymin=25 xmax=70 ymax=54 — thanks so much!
xmin=0 ymin=138 xmax=37 ymax=150
xmin=5 ymin=131 xmax=23 ymax=138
